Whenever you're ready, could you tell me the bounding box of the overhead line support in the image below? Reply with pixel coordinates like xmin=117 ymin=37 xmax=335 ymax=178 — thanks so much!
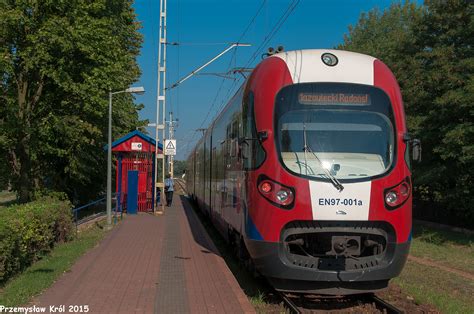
xmin=154 ymin=0 xmax=167 ymax=214
xmin=166 ymin=43 xmax=251 ymax=90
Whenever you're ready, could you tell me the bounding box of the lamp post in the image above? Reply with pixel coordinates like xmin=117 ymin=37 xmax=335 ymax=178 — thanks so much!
xmin=107 ymin=86 xmax=145 ymax=229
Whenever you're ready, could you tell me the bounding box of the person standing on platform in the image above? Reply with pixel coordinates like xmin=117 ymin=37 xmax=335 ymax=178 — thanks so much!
xmin=164 ymin=174 xmax=174 ymax=207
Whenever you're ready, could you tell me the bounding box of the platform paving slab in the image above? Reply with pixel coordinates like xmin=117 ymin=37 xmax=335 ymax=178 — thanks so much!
xmin=34 ymin=194 xmax=255 ymax=314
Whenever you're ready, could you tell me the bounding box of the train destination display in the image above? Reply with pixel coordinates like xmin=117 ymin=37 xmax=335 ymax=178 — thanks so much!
xmin=299 ymin=93 xmax=370 ymax=106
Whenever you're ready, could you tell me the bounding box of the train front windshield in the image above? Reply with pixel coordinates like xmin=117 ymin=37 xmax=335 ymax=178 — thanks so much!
xmin=274 ymin=83 xmax=396 ymax=181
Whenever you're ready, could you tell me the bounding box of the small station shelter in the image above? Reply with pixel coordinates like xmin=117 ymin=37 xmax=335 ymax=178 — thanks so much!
xmin=109 ymin=130 xmax=162 ymax=214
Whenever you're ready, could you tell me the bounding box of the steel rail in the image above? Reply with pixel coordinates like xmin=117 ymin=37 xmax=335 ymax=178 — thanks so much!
xmin=367 ymin=294 xmax=403 ymax=314
xmin=278 ymin=292 xmax=302 ymax=314
xmin=277 ymin=291 xmax=404 ymax=314
xmin=174 ymin=178 xmax=187 ymax=194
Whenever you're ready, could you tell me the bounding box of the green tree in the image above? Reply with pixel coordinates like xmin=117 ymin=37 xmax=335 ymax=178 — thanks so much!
xmin=339 ymin=0 xmax=474 ymax=227
xmin=0 ymin=0 xmax=144 ymax=203
xmin=338 ymin=2 xmax=422 ymax=68
xmin=173 ymin=160 xmax=187 ymax=177
xmin=337 ymin=1 xmax=423 ymax=102
xmin=410 ymin=0 xmax=474 ymax=225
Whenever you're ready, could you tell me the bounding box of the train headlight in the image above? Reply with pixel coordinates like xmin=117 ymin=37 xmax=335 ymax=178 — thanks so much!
xmin=257 ymin=176 xmax=295 ymax=209
xmin=321 ymin=52 xmax=338 ymax=66
xmin=384 ymin=177 xmax=411 ymax=210
xmin=275 ymin=188 xmax=294 ymax=206
xmin=276 ymin=190 xmax=289 ymax=202
xmin=385 ymin=191 xmax=398 ymax=205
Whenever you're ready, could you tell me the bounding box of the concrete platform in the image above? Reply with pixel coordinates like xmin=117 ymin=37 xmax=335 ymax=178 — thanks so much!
xmin=35 ymin=194 xmax=255 ymax=314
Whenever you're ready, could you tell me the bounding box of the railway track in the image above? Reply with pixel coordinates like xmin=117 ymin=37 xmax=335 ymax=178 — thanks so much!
xmin=368 ymin=294 xmax=403 ymax=314
xmin=278 ymin=292 xmax=302 ymax=314
xmin=279 ymin=291 xmax=403 ymax=314
xmin=174 ymin=178 xmax=187 ymax=194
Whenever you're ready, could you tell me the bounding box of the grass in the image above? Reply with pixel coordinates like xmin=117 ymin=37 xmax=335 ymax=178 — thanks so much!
xmin=248 ymin=290 xmax=266 ymax=306
xmin=410 ymin=223 xmax=474 ymax=274
xmin=0 ymin=190 xmax=16 ymax=209
xmin=392 ymin=223 xmax=474 ymax=313
xmin=0 ymin=221 xmax=109 ymax=306
xmin=393 ymin=260 xmax=474 ymax=313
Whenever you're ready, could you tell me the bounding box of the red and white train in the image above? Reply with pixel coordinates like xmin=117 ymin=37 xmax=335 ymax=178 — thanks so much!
xmin=186 ymin=49 xmax=420 ymax=295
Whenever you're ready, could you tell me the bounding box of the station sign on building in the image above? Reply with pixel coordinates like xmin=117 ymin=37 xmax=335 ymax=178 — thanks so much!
xmin=131 ymin=142 xmax=143 ymax=151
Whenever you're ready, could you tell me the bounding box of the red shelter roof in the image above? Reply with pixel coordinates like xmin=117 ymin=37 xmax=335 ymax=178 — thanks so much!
xmin=105 ymin=130 xmax=162 ymax=153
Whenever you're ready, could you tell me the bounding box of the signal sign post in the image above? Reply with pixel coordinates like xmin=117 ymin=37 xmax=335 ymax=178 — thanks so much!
xmin=165 ymin=140 xmax=176 ymax=181
xmin=165 ymin=139 xmax=176 ymax=156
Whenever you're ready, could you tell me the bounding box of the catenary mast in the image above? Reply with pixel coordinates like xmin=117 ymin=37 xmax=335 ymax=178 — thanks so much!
xmin=167 ymin=111 xmax=178 ymax=178
xmin=154 ymin=0 xmax=167 ymax=214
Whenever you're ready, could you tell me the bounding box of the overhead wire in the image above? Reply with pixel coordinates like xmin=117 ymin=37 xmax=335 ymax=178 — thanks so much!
xmin=197 ymin=0 xmax=268 ymax=126
xmin=244 ymin=0 xmax=300 ymax=68
xmin=198 ymin=48 xmax=238 ymax=129
xmin=214 ymin=0 xmax=300 ymax=116
xmin=166 ymin=42 xmax=236 ymax=46
xmin=183 ymin=0 xmax=300 ymax=157
xmin=184 ymin=0 xmax=269 ymax=156
xmin=199 ymin=0 xmax=267 ymax=128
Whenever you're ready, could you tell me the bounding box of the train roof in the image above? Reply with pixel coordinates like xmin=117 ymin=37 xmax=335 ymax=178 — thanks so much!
xmin=271 ymin=49 xmax=377 ymax=86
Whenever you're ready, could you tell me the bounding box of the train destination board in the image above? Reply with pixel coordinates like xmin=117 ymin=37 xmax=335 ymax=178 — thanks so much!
xmin=299 ymin=93 xmax=370 ymax=106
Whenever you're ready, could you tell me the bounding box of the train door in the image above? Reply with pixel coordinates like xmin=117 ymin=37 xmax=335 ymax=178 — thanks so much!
xmin=211 ymin=146 xmax=218 ymax=216
xmin=192 ymin=152 xmax=196 ymax=199
xmin=223 ymin=124 xmax=232 ymax=221
xmin=186 ymin=153 xmax=193 ymax=198
xmin=204 ymin=134 xmax=212 ymax=215
xmin=219 ymin=136 xmax=227 ymax=217
xmin=196 ymin=142 xmax=204 ymax=208
xmin=201 ymin=140 xmax=207 ymax=213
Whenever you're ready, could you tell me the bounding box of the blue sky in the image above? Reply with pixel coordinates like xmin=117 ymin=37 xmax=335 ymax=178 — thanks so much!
xmin=132 ymin=0 xmax=405 ymax=160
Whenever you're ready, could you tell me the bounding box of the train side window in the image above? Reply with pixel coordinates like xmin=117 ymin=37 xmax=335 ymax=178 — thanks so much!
xmin=225 ymin=124 xmax=231 ymax=155
xmin=230 ymin=139 xmax=238 ymax=157
xmin=229 ymin=119 xmax=239 ymax=157
xmin=242 ymin=92 xmax=266 ymax=170
xmin=242 ymin=94 xmax=252 ymax=139
xmin=232 ymin=120 xmax=239 ymax=139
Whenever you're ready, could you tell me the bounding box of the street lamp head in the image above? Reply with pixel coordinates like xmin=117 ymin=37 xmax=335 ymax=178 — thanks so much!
xmin=125 ymin=86 xmax=145 ymax=94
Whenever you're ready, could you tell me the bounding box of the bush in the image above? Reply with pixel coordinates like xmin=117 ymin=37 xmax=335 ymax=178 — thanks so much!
xmin=0 ymin=196 xmax=74 ymax=284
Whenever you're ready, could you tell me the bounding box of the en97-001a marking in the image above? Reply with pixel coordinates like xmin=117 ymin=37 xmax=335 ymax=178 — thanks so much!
xmin=318 ymin=198 xmax=363 ymax=206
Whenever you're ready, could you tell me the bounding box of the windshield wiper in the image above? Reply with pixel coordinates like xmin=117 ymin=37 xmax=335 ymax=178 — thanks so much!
xmin=302 ymin=124 xmax=309 ymax=175
xmin=302 ymin=122 xmax=344 ymax=192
